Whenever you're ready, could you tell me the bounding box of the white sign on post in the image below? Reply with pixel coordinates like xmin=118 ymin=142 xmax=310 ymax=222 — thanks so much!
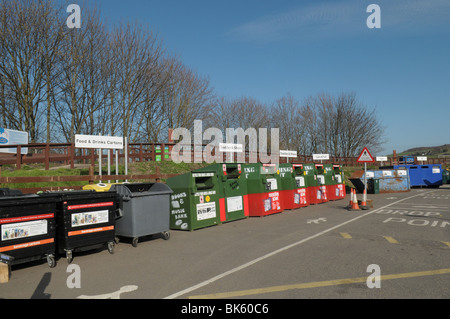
xmin=313 ymin=154 xmax=329 ymax=160
xmin=219 ymin=143 xmax=243 ymax=153
xmin=0 ymin=128 xmax=28 ymax=154
xmin=280 ymin=150 xmax=297 ymax=158
xmin=417 ymin=156 xmax=427 ymax=162
xmin=75 ymin=134 xmax=124 ymax=150
xmin=376 ymin=156 xmax=388 ymax=162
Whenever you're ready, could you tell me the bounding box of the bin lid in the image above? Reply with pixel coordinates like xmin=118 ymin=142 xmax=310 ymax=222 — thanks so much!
xmin=110 ymin=183 xmax=173 ymax=198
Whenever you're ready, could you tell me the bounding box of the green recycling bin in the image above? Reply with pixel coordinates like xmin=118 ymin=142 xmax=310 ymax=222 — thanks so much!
xmin=194 ymin=163 xmax=248 ymax=223
xmin=278 ymin=163 xmax=309 ymax=210
xmin=242 ymin=163 xmax=284 ymax=217
xmin=332 ymin=164 xmax=346 ymax=200
xmin=302 ymin=163 xmax=320 ymax=205
xmin=314 ymin=164 xmax=329 ymax=203
xmin=166 ymin=170 xmax=221 ymax=231
xmin=442 ymin=169 xmax=450 ymax=184
xmin=368 ymin=178 xmax=380 ymax=194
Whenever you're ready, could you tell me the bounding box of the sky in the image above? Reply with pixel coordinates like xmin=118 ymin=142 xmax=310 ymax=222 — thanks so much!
xmin=84 ymin=0 xmax=450 ymax=156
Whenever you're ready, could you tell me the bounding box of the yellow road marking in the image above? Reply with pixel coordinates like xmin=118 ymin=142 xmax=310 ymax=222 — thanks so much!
xmin=442 ymin=242 xmax=450 ymax=248
xmin=189 ymin=268 xmax=450 ymax=299
xmin=383 ymin=236 xmax=399 ymax=244
xmin=340 ymin=232 xmax=352 ymax=239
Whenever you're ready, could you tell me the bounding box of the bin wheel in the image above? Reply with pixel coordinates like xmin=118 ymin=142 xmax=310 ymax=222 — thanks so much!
xmin=66 ymin=250 xmax=73 ymax=264
xmin=108 ymin=241 xmax=115 ymax=254
xmin=132 ymin=237 xmax=139 ymax=247
xmin=162 ymin=231 xmax=170 ymax=240
xmin=47 ymin=255 xmax=56 ymax=268
xmin=115 ymin=236 xmax=120 ymax=244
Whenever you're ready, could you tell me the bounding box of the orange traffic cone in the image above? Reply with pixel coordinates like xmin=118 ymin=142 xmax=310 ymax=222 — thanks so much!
xmin=348 ymin=188 xmax=360 ymax=211
xmin=360 ymin=188 xmax=368 ymax=210
xmin=348 ymin=188 xmax=354 ymax=208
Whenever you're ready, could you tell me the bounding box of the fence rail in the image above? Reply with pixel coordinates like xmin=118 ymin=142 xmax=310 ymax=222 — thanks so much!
xmin=0 ymin=142 xmax=449 ymax=169
xmin=0 ymin=166 xmax=177 ymax=194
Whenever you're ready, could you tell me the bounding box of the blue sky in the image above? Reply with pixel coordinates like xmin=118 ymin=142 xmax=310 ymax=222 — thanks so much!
xmin=87 ymin=0 xmax=450 ymax=155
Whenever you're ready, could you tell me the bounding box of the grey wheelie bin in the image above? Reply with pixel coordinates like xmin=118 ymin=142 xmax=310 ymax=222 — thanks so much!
xmin=110 ymin=183 xmax=173 ymax=247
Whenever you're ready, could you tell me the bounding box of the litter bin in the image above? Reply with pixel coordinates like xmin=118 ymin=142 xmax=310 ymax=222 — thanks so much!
xmin=368 ymin=179 xmax=380 ymax=194
xmin=194 ymin=163 xmax=248 ymax=223
xmin=242 ymin=163 xmax=284 ymax=217
xmin=40 ymin=190 xmax=120 ymax=263
xmin=278 ymin=163 xmax=309 ymax=210
xmin=166 ymin=170 xmax=221 ymax=231
xmin=315 ymin=164 xmax=329 ymax=203
xmin=110 ymin=183 xmax=172 ymax=247
xmin=0 ymin=193 xmax=57 ymax=268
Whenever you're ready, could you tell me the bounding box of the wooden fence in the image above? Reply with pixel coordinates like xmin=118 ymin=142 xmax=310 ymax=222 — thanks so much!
xmin=0 ymin=142 xmax=448 ymax=193
xmin=1 ymin=142 xmax=449 ymax=169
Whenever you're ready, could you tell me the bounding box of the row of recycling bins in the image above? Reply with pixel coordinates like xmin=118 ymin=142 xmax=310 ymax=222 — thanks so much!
xmin=0 ymin=162 xmax=345 ymax=268
xmin=165 ymin=163 xmax=345 ymax=231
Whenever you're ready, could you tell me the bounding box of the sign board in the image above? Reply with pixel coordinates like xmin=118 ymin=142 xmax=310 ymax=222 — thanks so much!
xmin=417 ymin=156 xmax=427 ymax=161
xmin=313 ymin=154 xmax=329 ymax=160
xmin=357 ymin=147 xmax=375 ymax=163
xmin=280 ymin=150 xmax=297 ymax=158
xmin=376 ymin=156 xmax=388 ymax=162
xmin=219 ymin=143 xmax=243 ymax=153
xmin=0 ymin=128 xmax=28 ymax=154
xmin=75 ymin=134 xmax=124 ymax=149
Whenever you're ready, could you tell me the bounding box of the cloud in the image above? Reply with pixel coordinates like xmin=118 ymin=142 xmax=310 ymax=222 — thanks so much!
xmin=226 ymin=0 xmax=450 ymax=44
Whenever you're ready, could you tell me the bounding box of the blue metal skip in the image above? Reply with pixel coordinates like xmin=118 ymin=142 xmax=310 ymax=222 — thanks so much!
xmin=350 ymin=168 xmax=411 ymax=193
xmin=391 ymin=164 xmax=443 ymax=188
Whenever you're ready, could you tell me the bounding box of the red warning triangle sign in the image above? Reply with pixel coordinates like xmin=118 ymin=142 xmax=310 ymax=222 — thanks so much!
xmin=357 ymin=147 xmax=375 ymax=163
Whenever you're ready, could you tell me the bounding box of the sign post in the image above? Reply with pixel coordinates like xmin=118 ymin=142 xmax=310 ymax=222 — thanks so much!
xmin=313 ymin=154 xmax=329 ymax=163
xmin=357 ymin=147 xmax=375 ymax=195
xmin=75 ymin=134 xmax=124 ymax=183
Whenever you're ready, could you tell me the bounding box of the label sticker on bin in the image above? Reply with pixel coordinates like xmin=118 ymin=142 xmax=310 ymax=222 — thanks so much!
xmin=196 ymin=202 xmax=216 ymax=220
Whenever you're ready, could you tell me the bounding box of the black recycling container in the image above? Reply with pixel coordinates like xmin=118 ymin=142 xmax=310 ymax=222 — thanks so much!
xmin=0 ymin=194 xmax=57 ymax=268
xmin=41 ymin=190 xmax=120 ymax=263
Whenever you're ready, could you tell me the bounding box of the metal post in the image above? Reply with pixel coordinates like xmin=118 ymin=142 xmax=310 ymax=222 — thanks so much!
xmin=124 ymin=137 xmax=128 ymax=182
xmin=364 ymin=162 xmax=367 ymax=193
xmin=107 ymin=149 xmax=111 ymax=183
xmin=98 ymin=148 xmax=102 ymax=184
xmin=115 ymin=149 xmax=119 ymax=183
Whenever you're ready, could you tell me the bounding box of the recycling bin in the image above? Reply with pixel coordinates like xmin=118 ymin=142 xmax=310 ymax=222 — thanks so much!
xmin=110 ymin=183 xmax=172 ymax=247
xmin=368 ymin=178 xmax=379 ymax=194
xmin=443 ymin=169 xmax=450 ymax=184
xmin=303 ymin=163 xmax=320 ymax=204
xmin=314 ymin=164 xmax=329 ymax=203
xmin=82 ymin=183 xmax=116 ymax=192
xmin=332 ymin=164 xmax=346 ymax=200
xmin=383 ymin=164 xmax=443 ymax=188
xmin=194 ymin=163 xmax=248 ymax=223
xmin=278 ymin=163 xmax=309 ymax=210
xmin=242 ymin=163 xmax=284 ymax=217
xmin=0 ymin=193 xmax=57 ymax=268
xmin=40 ymin=190 xmax=120 ymax=263
xmin=166 ymin=170 xmax=221 ymax=231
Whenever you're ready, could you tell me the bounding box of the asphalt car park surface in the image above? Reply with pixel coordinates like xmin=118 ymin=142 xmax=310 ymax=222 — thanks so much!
xmin=1 ymin=186 xmax=449 ymax=300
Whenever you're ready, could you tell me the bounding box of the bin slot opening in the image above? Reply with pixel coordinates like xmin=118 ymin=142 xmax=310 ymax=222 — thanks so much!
xmin=294 ymin=167 xmax=304 ymax=176
xmin=225 ymin=167 xmax=240 ymax=179
xmin=194 ymin=176 xmax=214 ymax=190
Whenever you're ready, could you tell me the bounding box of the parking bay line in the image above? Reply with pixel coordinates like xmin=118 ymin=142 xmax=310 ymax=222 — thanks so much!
xmin=163 ymin=191 xmax=435 ymax=299
xmin=189 ymin=268 xmax=450 ymax=299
